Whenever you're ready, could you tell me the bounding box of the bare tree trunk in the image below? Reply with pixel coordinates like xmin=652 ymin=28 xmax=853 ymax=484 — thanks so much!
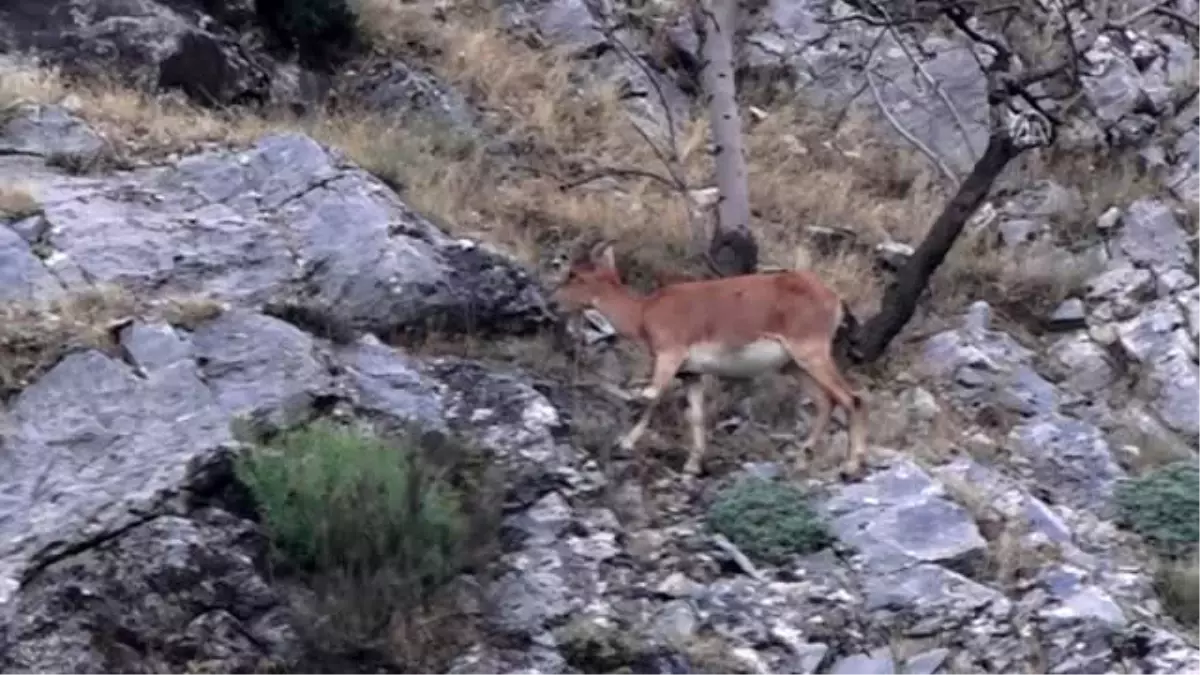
xmin=692 ymin=0 xmax=758 ymax=276
xmin=851 ymin=131 xmax=1019 ymax=362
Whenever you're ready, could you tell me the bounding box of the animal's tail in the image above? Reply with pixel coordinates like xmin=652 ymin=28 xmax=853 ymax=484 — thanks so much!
xmin=834 ymin=299 xmax=861 ymax=366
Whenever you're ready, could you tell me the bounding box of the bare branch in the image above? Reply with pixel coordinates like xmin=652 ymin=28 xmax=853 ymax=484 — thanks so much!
xmin=559 ymin=166 xmax=682 ymax=191
xmin=1106 ymin=0 xmax=1172 ymax=28
xmin=583 ymin=0 xmax=714 ymax=261
xmin=711 ymin=533 xmax=766 ymax=580
xmin=627 ymin=115 xmax=689 ymax=190
xmin=863 ymin=0 xmax=981 ymax=161
xmin=600 ymin=23 xmax=686 ymax=173
xmin=1153 ymin=4 xmax=1200 ymax=30
xmin=818 ymin=2 xmax=1021 ymax=26
xmin=866 ymin=68 xmax=962 ymax=187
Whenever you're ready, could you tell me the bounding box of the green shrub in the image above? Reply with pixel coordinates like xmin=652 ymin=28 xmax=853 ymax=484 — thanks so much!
xmin=235 ymin=419 xmax=467 ymax=591
xmin=1114 ymin=460 xmax=1200 ymax=559
xmin=706 ymin=477 xmax=833 ymax=566
xmin=236 ymin=419 xmax=505 ymax=668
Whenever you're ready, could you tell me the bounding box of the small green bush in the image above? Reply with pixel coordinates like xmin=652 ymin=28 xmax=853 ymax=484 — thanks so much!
xmin=706 ymin=477 xmax=833 ymax=566
xmin=235 ymin=419 xmax=466 ymax=590
xmin=1115 ymin=460 xmax=1200 ymax=559
xmin=236 ymin=419 xmax=503 ymax=668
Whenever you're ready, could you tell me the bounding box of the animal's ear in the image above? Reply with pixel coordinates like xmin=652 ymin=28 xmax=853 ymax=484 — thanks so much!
xmin=590 ymin=240 xmax=617 ymax=271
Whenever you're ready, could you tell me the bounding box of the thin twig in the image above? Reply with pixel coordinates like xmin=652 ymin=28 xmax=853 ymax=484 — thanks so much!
xmin=1153 ymin=5 xmax=1199 ymax=29
xmin=1105 ymin=0 xmax=1172 ymax=28
xmin=865 ymin=68 xmax=961 ymax=187
xmin=627 ymin=115 xmax=689 ymax=190
xmin=603 ymin=25 xmax=685 ymax=173
xmin=588 ymin=0 xmax=716 ymax=260
xmin=802 ymin=26 xmax=888 ymax=134
xmin=560 ymin=166 xmax=681 ymax=191
xmin=864 ymin=0 xmax=981 ymax=161
xmin=712 ymin=533 xmax=766 ymax=580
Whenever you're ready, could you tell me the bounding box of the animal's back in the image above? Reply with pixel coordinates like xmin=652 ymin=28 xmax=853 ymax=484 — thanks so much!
xmin=644 ymin=271 xmax=840 ymax=341
xmin=637 ymin=271 xmax=843 ymax=380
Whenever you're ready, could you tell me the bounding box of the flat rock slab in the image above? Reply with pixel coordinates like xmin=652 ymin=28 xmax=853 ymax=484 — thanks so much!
xmin=821 ymin=458 xmax=988 ymax=576
xmin=0 ymin=348 xmax=233 ymax=588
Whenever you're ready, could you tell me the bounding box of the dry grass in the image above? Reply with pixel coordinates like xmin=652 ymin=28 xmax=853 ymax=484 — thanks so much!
xmin=1155 ymin=552 xmax=1200 ymax=633
xmin=0 ymin=0 xmax=1170 ymax=329
xmin=0 ymin=286 xmax=225 ymax=396
xmin=932 ymin=225 xmax=1101 ymax=322
xmin=0 ymin=0 xmax=948 ymax=319
xmin=0 ymin=183 xmax=40 ymax=219
xmin=1025 ymin=139 xmax=1173 ymax=237
xmin=156 ymin=294 xmax=228 ymax=330
xmin=0 ymin=66 xmax=274 ymax=159
xmin=678 ymin=633 xmax=758 ymax=674
xmin=0 ymin=286 xmax=139 ymax=395
xmin=937 ymin=470 xmax=1062 ymax=585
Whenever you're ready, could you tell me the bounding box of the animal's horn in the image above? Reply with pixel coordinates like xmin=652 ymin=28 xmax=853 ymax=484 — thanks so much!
xmin=589 ymin=238 xmax=613 ymax=261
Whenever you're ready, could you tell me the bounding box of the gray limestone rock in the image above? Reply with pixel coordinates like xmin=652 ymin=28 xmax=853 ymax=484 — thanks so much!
xmin=9 ymin=129 xmax=554 ymax=339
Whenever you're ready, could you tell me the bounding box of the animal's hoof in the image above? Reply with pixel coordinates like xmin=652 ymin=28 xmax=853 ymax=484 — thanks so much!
xmin=637 ymin=386 xmax=660 ymax=402
xmin=682 ymin=460 xmax=702 ymax=477
xmin=838 ymin=462 xmax=866 ymax=483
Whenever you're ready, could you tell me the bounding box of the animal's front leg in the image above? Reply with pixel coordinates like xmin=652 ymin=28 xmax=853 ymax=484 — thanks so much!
xmin=617 ymin=348 xmax=687 ymax=453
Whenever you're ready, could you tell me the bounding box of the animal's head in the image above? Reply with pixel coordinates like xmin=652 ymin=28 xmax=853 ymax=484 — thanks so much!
xmin=550 ymin=240 xmax=622 ymax=313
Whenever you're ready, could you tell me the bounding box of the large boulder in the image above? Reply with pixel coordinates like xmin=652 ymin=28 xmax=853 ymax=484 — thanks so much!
xmin=0 ymin=0 xmax=276 ymax=107
xmin=1 ymin=107 xmax=555 ymax=340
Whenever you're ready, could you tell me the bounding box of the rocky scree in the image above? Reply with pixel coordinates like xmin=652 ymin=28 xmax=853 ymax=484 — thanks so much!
xmin=0 ymin=17 xmax=1198 ymax=675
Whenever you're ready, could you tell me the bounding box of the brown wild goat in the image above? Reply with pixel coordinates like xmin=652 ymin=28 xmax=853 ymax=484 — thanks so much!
xmin=552 ymin=241 xmax=868 ymax=478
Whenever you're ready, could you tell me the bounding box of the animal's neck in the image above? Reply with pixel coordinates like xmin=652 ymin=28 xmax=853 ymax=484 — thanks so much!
xmin=591 ymin=284 xmax=646 ymax=342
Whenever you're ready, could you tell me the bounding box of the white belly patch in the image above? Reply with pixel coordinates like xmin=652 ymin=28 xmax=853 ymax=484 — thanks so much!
xmin=682 ymin=339 xmax=792 ymax=378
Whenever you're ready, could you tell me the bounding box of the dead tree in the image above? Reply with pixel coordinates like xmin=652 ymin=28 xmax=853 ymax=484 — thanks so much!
xmin=691 ymin=0 xmax=759 ymax=276
xmin=845 ymin=0 xmax=1169 ymax=363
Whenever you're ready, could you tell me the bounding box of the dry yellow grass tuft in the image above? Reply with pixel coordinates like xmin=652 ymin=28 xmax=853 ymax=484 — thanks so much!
xmin=932 ymin=225 xmax=1101 ymax=320
xmin=3 ymin=0 xmax=1162 ymax=340
xmin=0 ymin=183 xmax=40 ymax=219
xmin=0 ymin=4 xmax=931 ymax=318
xmin=154 ymin=294 xmax=228 ymax=330
xmin=0 ymin=286 xmax=226 ymax=397
xmin=0 ymin=286 xmax=140 ymax=395
xmin=0 ymin=66 xmax=272 ymax=159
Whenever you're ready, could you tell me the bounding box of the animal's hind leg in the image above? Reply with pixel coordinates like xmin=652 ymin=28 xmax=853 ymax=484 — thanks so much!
xmin=777 ymin=340 xmax=868 ymax=478
xmin=682 ymin=374 xmax=709 ymax=476
xmin=795 ymin=371 xmax=832 ymax=470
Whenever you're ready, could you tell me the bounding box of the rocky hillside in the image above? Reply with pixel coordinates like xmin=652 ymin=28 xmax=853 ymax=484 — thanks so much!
xmin=0 ymin=0 xmax=1198 ymax=673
